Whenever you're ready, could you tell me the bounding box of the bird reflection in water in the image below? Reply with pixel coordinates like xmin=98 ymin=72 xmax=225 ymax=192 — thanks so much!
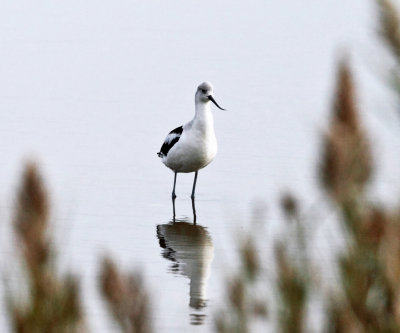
xmin=156 ymin=218 xmax=214 ymax=325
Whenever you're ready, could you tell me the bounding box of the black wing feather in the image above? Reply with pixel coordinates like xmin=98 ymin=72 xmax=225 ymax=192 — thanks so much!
xmin=157 ymin=126 xmax=183 ymax=157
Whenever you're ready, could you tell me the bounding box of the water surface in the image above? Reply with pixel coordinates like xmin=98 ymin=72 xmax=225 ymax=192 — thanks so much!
xmin=1 ymin=1 xmax=398 ymax=332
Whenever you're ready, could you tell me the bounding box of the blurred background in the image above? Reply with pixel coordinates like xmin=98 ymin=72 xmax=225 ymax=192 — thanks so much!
xmin=0 ymin=1 xmax=400 ymax=332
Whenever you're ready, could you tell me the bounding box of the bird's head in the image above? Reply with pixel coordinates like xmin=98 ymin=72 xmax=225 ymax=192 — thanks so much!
xmin=195 ymin=81 xmax=225 ymax=110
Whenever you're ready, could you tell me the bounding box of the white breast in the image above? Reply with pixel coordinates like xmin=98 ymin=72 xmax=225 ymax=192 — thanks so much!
xmin=163 ymin=126 xmax=217 ymax=173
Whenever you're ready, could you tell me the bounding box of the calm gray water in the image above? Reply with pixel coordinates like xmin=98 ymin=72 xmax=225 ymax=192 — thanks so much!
xmin=1 ymin=1 xmax=400 ymax=332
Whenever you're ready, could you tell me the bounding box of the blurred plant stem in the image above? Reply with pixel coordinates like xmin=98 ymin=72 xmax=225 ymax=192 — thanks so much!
xmin=377 ymin=0 xmax=400 ymax=111
xmin=7 ymin=163 xmax=84 ymax=333
xmin=99 ymin=256 xmax=152 ymax=333
xmin=319 ymin=59 xmax=400 ymax=332
xmin=378 ymin=0 xmax=400 ymax=64
xmin=276 ymin=194 xmax=308 ymax=333
xmin=215 ymin=4 xmax=400 ymax=327
xmin=214 ymin=231 xmax=267 ymax=333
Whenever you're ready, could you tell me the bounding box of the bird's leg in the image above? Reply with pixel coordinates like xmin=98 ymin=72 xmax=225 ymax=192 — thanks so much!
xmin=171 ymin=172 xmax=177 ymax=220
xmin=191 ymin=196 xmax=197 ymax=224
xmin=191 ymin=171 xmax=198 ymax=200
xmin=172 ymin=172 xmax=177 ymax=199
xmin=172 ymin=196 xmax=176 ymax=221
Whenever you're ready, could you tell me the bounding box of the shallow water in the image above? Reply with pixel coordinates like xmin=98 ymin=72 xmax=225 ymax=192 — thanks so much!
xmin=1 ymin=1 xmax=399 ymax=332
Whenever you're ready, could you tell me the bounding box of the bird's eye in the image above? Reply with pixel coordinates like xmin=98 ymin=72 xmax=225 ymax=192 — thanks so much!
xmin=201 ymin=89 xmax=207 ymax=94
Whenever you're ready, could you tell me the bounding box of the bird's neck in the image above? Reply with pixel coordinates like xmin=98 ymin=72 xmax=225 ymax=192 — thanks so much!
xmin=193 ymin=102 xmax=214 ymax=129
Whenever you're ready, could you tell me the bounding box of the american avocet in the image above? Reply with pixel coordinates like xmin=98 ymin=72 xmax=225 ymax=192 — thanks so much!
xmin=157 ymin=82 xmax=226 ymax=200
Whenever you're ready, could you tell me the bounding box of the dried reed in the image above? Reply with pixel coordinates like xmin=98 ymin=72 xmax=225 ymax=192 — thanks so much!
xmin=99 ymin=256 xmax=152 ymax=333
xmin=8 ymin=163 xmax=83 ymax=333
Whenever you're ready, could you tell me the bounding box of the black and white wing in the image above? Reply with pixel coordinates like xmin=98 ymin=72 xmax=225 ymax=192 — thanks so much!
xmin=157 ymin=126 xmax=183 ymax=158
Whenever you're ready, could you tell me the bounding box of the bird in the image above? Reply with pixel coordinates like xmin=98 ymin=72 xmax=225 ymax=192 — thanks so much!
xmin=157 ymin=81 xmax=226 ymax=200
